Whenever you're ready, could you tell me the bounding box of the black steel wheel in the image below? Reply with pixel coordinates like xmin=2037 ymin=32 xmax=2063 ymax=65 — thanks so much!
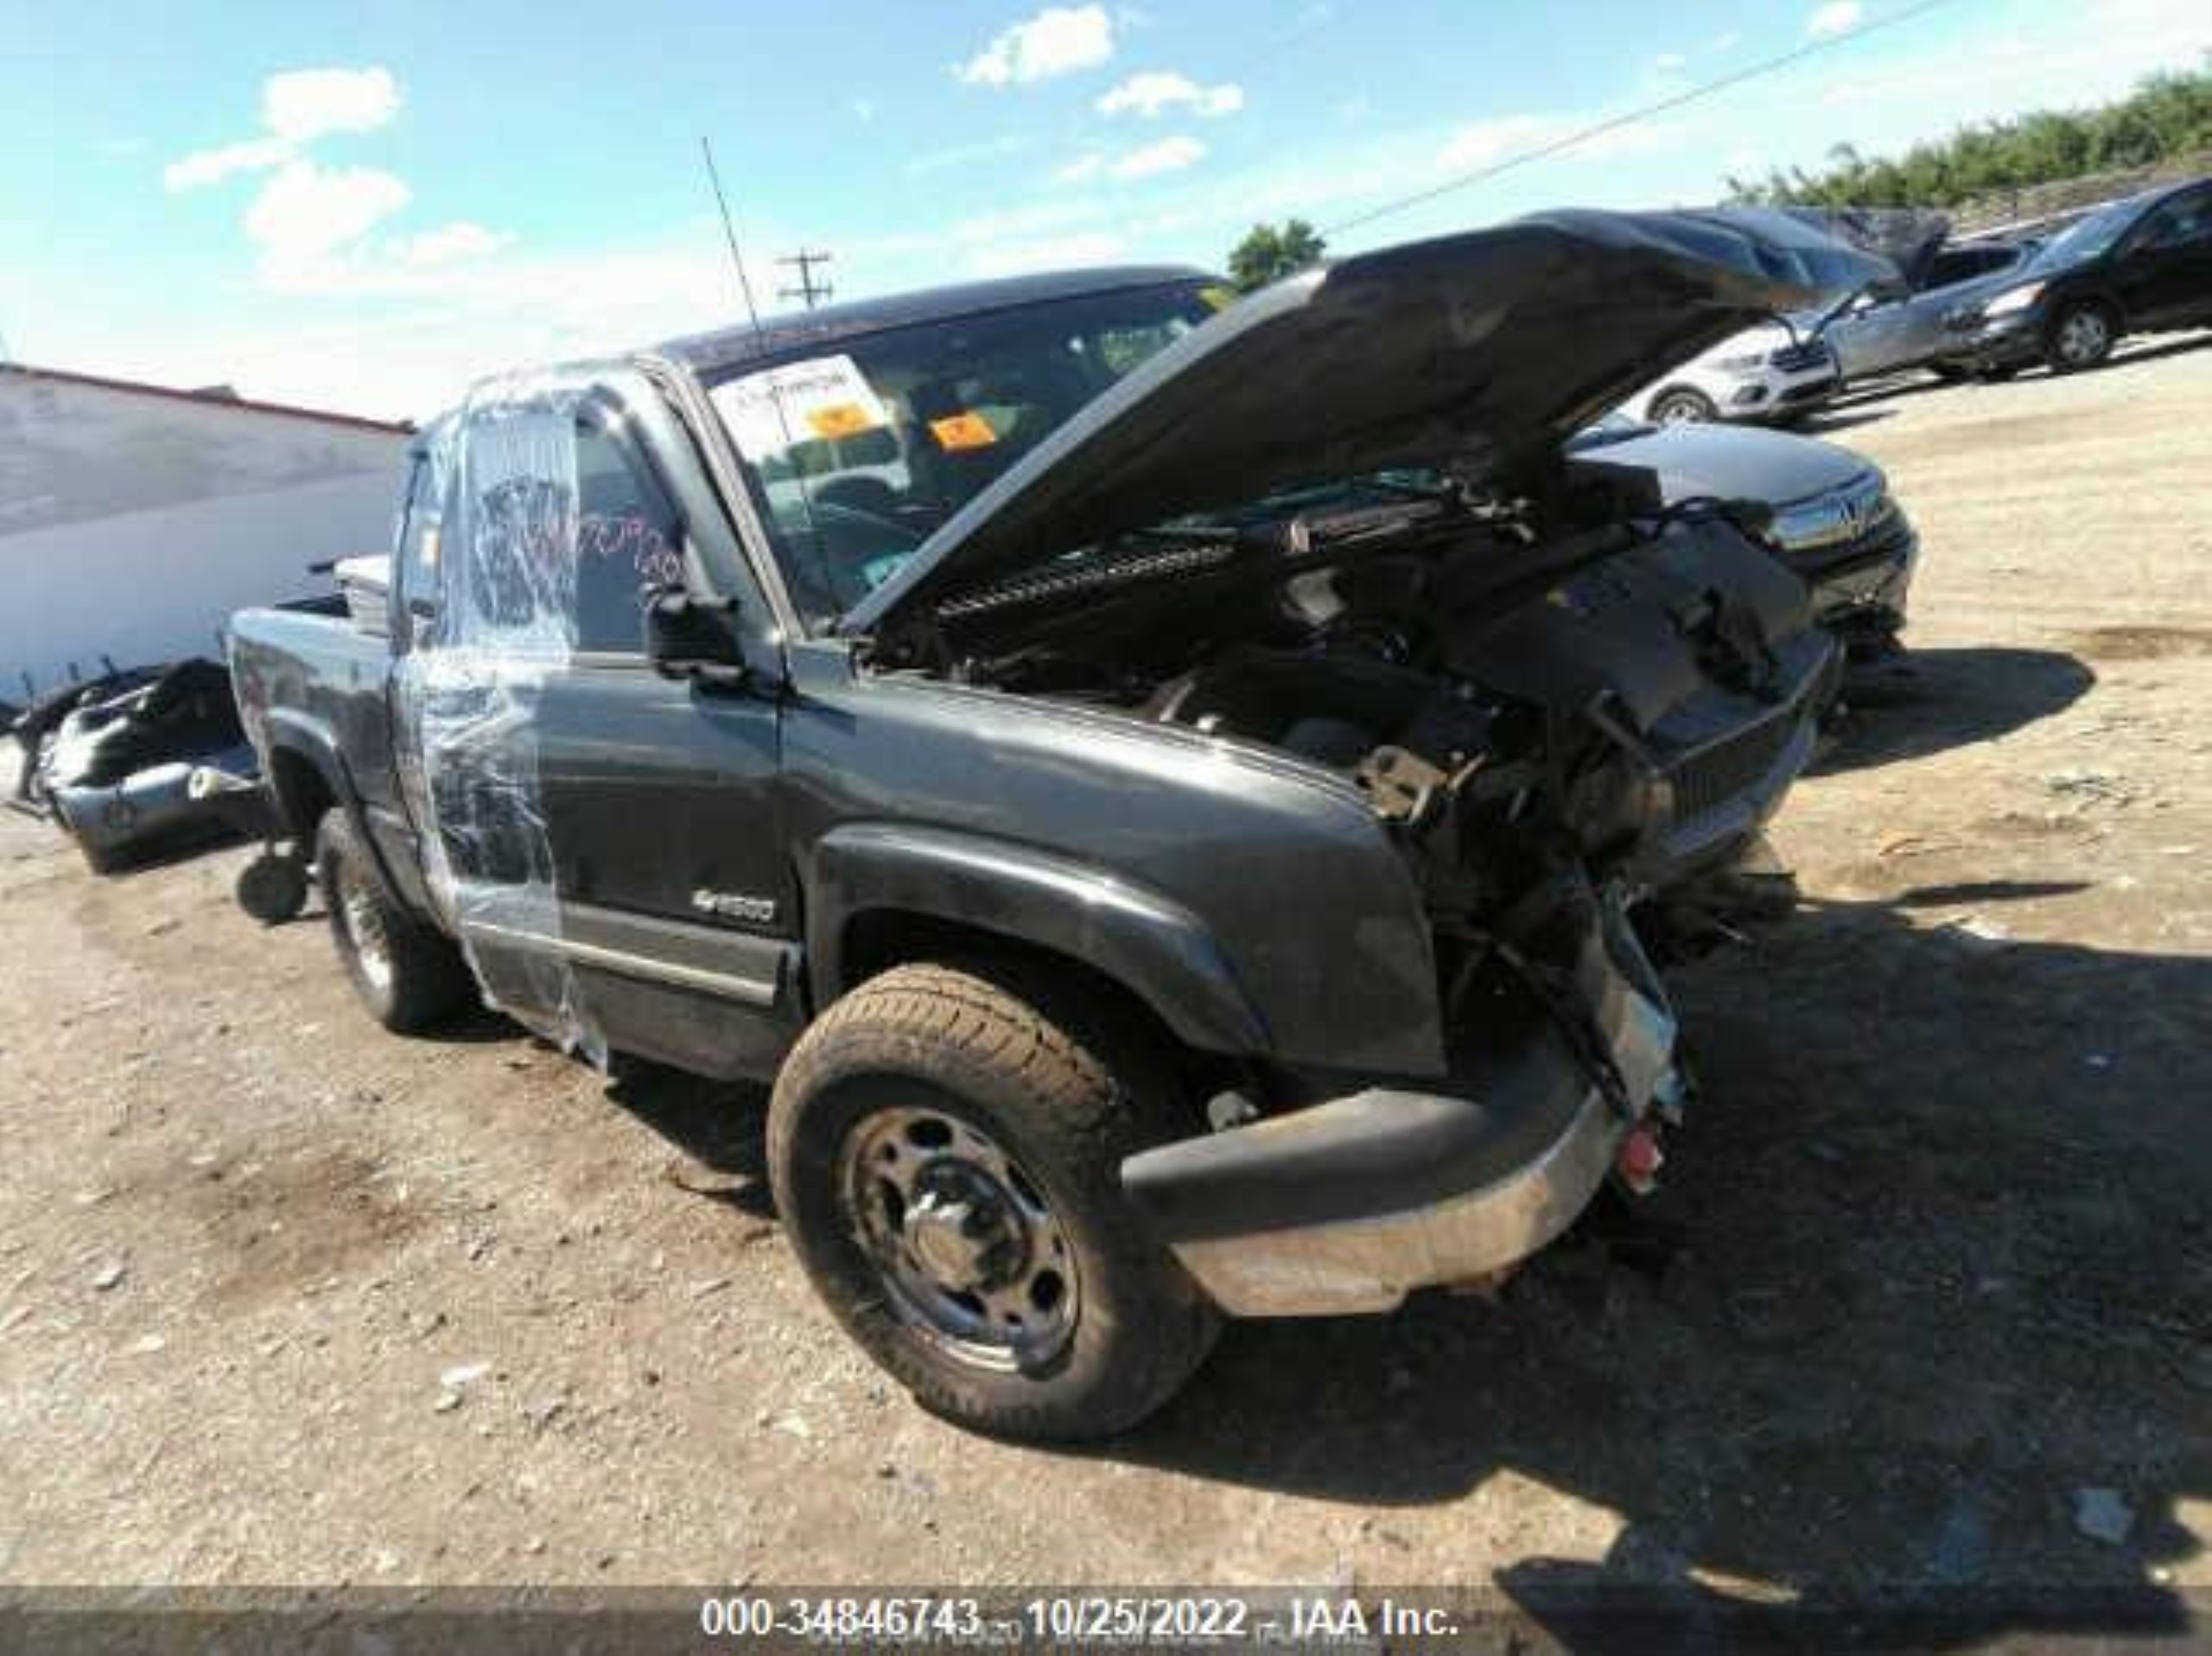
xmin=768 ymin=960 xmax=1219 ymax=1440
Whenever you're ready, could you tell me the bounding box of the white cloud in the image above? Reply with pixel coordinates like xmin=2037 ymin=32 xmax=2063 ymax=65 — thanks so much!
xmin=1051 ymin=133 xmax=1207 ymax=185
xmin=396 ymin=221 xmax=512 ymax=267
xmin=1096 ymin=70 xmax=1244 ymax=118
xmin=1807 ymin=2 xmax=1864 ymax=39
xmin=1110 ymin=134 xmax=1206 ymax=179
xmin=164 ymin=136 xmax=294 ymax=191
xmin=958 ymin=5 xmax=1115 ymax=86
xmin=158 ymin=67 xmax=524 ymax=300
xmin=1651 ymin=51 xmax=1688 ymax=72
xmin=167 ymin=67 xmax=400 ymax=192
xmin=261 ymin=67 xmax=401 ymax=142
xmin=245 ymin=161 xmax=412 ymax=289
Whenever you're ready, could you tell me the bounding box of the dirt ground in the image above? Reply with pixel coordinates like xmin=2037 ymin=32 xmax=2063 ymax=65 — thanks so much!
xmin=3 ymin=339 xmax=2208 ymax=1616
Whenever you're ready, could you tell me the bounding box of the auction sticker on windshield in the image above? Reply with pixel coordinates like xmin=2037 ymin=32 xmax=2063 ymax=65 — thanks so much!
xmin=927 ymin=411 xmax=997 ymax=451
xmin=710 ymin=355 xmax=892 ymax=461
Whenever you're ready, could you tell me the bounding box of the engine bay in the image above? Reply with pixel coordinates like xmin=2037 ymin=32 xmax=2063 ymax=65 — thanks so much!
xmin=912 ymin=487 xmax=1835 ymax=926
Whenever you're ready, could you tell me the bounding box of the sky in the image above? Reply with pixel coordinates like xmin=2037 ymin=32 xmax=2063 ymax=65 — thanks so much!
xmin=3 ymin=0 xmax=2206 ymax=422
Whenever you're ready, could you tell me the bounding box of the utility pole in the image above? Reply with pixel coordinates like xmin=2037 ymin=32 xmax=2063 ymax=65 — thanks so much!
xmin=777 ymin=249 xmax=835 ymax=310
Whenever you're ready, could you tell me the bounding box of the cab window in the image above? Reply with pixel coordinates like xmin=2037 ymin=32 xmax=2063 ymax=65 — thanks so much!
xmin=572 ymin=424 xmax=683 ymax=655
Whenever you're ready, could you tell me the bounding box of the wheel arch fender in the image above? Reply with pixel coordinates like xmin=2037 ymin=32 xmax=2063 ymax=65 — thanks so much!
xmin=262 ymin=708 xmax=351 ymax=832
xmin=261 ymin=710 xmax=412 ymax=908
xmin=804 ymin=823 xmax=1272 ymax=1059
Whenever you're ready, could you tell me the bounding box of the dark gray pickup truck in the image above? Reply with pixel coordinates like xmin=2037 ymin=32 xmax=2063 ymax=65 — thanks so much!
xmin=229 ymin=210 xmax=1880 ymax=1438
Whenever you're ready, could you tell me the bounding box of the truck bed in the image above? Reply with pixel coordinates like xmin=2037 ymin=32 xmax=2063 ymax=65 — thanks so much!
xmin=226 ymin=605 xmax=423 ymax=906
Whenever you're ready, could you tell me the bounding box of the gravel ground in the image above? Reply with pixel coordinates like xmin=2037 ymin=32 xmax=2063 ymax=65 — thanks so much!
xmin=2 ymin=338 xmax=2207 ymax=1616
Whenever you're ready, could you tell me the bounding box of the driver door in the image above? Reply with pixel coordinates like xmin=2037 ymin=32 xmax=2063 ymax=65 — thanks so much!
xmin=393 ymin=371 xmax=795 ymax=1073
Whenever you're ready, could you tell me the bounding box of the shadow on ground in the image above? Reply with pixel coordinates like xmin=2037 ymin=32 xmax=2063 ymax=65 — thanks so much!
xmin=1827 ymin=330 xmax=2212 ymax=413
xmin=588 ymin=883 xmax=2209 ymax=1638
xmin=607 ymin=1063 xmax=778 ymax=1220
xmin=1107 ymin=895 xmax=2209 ymax=1639
xmin=1793 ymin=405 xmax=1897 ymax=436
xmin=1817 ymin=646 xmax=2094 ymax=774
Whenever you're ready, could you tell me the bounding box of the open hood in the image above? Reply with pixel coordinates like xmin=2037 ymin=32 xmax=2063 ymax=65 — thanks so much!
xmin=842 ymin=207 xmax=1893 ymax=637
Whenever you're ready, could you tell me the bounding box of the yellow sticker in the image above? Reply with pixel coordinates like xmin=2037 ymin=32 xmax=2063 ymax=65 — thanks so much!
xmin=1198 ymin=283 xmax=1237 ymax=312
xmin=929 ymin=411 xmax=998 ymax=451
xmin=806 ymin=402 xmax=877 ymax=441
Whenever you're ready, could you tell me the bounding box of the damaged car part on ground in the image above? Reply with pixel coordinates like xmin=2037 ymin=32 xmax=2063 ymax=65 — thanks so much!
xmin=19 ymin=658 xmax=264 ymax=873
xmin=226 ymin=207 xmax=1888 ymax=1439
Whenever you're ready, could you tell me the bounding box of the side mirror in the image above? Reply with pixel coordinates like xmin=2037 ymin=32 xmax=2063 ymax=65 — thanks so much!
xmin=645 ymin=585 xmax=747 ymax=687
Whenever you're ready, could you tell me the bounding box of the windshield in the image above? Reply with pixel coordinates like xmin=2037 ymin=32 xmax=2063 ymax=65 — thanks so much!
xmin=2026 ymin=199 xmax=2141 ymax=272
xmin=703 ymin=281 xmax=1221 ymax=627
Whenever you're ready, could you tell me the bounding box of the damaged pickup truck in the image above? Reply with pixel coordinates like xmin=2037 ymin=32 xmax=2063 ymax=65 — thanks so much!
xmin=229 ymin=210 xmax=1883 ymax=1438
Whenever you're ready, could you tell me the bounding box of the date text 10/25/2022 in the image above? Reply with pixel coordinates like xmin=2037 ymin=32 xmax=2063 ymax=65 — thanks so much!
xmin=695 ymin=1594 xmax=1462 ymax=1645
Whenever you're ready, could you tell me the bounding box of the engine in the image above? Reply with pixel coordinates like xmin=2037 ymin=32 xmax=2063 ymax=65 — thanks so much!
xmin=961 ymin=506 xmax=1838 ymax=925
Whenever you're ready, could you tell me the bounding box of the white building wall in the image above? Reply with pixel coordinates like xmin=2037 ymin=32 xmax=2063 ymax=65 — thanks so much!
xmin=0 ymin=373 xmax=408 ymax=700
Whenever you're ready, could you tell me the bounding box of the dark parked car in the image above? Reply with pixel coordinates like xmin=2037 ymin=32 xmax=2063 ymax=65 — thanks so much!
xmin=1572 ymin=416 xmax=1917 ymax=655
xmin=1821 ymin=239 xmax=2037 ymax=382
xmin=228 ymin=211 xmax=1882 ymax=1437
xmin=1943 ymin=176 xmax=2212 ymax=373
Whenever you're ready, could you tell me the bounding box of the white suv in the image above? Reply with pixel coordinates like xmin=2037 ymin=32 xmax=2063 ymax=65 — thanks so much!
xmin=1614 ymin=317 xmax=1841 ymax=424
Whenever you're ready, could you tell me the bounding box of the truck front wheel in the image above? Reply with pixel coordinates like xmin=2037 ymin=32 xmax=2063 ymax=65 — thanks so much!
xmin=315 ymin=812 xmax=474 ymax=1034
xmin=767 ymin=961 xmax=1220 ymax=1440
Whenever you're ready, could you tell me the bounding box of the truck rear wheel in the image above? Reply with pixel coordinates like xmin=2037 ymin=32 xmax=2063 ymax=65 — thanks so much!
xmin=315 ymin=812 xmax=474 ymax=1034
xmin=767 ymin=961 xmax=1220 ymax=1440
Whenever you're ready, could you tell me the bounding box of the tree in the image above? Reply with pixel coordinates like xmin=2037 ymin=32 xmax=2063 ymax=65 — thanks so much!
xmin=1726 ymin=59 xmax=2212 ymax=209
xmin=1227 ymin=219 xmax=1327 ymax=292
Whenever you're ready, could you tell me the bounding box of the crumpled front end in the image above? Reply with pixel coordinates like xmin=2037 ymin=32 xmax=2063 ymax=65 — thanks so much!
xmin=1112 ymin=515 xmax=1835 ymax=1317
xmin=1124 ymin=878 xmax=1682 ymax=1316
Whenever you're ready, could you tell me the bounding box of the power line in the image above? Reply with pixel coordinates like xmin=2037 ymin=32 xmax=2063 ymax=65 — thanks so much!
xmin=778 ymin=249 xmax=836 ymax=310
xmin=1324 ymin=0 xmax=1976 ymax=238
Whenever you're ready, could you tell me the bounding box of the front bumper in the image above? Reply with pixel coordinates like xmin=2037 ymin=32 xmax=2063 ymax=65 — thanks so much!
xmin=1122 ymin=894 xmax=1681 ymax=1316
xmin=1727 ymin=364 xmax=1840 ymax=423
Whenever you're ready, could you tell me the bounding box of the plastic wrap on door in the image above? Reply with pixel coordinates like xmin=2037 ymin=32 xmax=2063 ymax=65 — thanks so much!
xmin=410 ymin=375 xmax=606 ymax=1066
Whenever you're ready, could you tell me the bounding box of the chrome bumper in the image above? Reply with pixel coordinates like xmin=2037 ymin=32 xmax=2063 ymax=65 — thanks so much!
xmin=1122 ymin=902 xmax=1681 ymax=1317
